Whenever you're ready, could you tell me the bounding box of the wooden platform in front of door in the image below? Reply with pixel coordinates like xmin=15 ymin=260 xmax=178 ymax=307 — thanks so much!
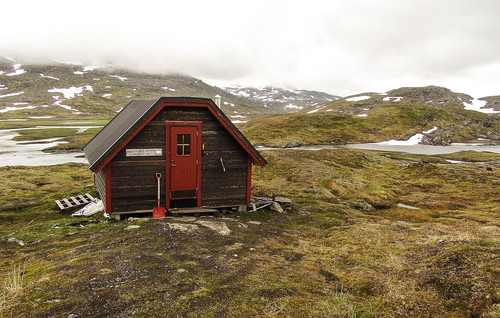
xmin=169 ymin=208 xmax=220 ymax=217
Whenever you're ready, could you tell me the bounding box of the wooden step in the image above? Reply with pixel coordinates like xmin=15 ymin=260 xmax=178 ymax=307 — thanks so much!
xmin=169 ymin=208 xmax=219 ymax=217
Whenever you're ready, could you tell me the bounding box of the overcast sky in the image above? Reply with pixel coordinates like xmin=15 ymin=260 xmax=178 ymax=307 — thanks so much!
xmin=1 ymin=0 xmax=499 ymax=97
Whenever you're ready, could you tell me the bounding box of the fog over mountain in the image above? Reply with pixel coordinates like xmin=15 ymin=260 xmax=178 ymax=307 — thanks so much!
xmin=1 ymin=0 xmax=500 ymax=98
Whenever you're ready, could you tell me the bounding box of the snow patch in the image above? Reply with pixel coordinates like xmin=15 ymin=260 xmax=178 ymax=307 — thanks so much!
xmin=397 ymin=203 xmax=420 ymax=210
xmin=445 ymin=159 xmax=466 ymax=164
xmin=236 ymin=91 xmax=250 ymax=97
xmin=110 ymin=75 xmax=127 ymax=81
xmin=377 ymin=126 xmax=439 ymax=146
xmin=230 ymin=115 xmax=246 ymax=118
xmin=346 ymin=95 xmax=371 ymax=102
xmin=48 ymin=86 xmax=93 ymax=99
xmin=377 ymin=134 xmax=424 ymax=146
xmin=357 ymin=114 xmax=368 ymax=117
xmin=0 ymin=105 xmax=37 ymax=113
xmin=53 ymin=100 xmax=78 ymax=111
xmin=74 ymin=66 xmax=100 ymax=75
xmin=285 ymin=103 xmax=302 ymax=110
xmin=307 ymin=105 xmax=327 ymax=114
xmin=423 ymin=126 xmax=438 ymax=134
xmin=162 ymin=86 xmax=176 ymax=91
xmin=102 ymin=93 xmax=112 ymax=98
xmin=231 ymin=120 xmax=248 ymax=124
xmin=463 ymin=99 xmax=500 ymax=114
xmin=48 ymin=86 xmax=92 ymax=112
xmin=40 ymin=74 xmax=59 ymax=80
xmin=383 ymin=96 xmax=403 ymax=102
xmin=0 ymin=85 xmax=7 ymax=90
xmin=83 ymin=66 xmax=99 ymax=71
xmin=5 ymin=64 xmax=26 ymax=76
xmin=0 ymin=92 xmax=24 ymax=98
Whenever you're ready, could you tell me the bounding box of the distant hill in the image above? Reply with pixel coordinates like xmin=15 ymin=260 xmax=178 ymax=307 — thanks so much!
xmin=222 ymin=86 xmax=340 ymax=112
xmin=0 ymin=58 xmax=339 ymax=120
xmin=240 ymin=86 xmax=500 ymax=147
xmin=1 ymin=59 xmax=499 ymax=146
xmin=300 ymin=85 xmax=500 ymax=116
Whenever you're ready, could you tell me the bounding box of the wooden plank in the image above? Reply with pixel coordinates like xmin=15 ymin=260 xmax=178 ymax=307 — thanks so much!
xmin=63 ymin=198 xmax=72 ymax=208
xmin=55 ymin=200 xmax=66 ymax=210
xmin=112 ymin=199 xmax=158 ymax=213
xmin=76 ymin=195 xmax=86 ymax=204
xmin=110 ymin=209 xmax=152 ymax=215
xmin=112 ymin=158 xmax=166 ymax=164
xmin=170 ymin=208 xmax=218 ymax=213
xmin=69 ymin=197 xmax=79 ymax=206
xmin=202 ymin=197 xmax=246 ymax=207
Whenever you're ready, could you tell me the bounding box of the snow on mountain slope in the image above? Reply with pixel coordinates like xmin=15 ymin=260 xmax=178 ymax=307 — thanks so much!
xmin=302 ymin=86 xmax=500 ymax=116
xmin=222 ymin=86 xmax=341 ymax=112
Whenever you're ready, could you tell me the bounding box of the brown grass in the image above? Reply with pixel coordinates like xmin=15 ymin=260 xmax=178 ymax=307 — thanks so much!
xmin=0 ymin=149 xmax=499 ymax=317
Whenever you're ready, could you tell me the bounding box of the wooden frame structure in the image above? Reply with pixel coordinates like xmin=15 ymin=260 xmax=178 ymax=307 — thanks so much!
xmin=83 ymin=97 xmax=266 ymax=218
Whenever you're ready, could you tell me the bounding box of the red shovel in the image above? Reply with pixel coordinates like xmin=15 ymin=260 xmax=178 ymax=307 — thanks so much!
xmin=153 ymin=173 xmax=165 ymax=217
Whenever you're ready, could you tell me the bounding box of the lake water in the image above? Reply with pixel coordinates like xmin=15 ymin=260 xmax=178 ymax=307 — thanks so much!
xmin=1 ymin=125 xmax=499 ymax=167
xmin=345 ymin=143 xmax=500 ymax=155
xmin=0 ymin=128 xmax=92 ymax=167
xmin=258 ymin=143 xmax=500 ymax=155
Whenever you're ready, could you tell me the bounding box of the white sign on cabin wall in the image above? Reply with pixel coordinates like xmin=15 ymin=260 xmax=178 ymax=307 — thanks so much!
xmin=126 ymin=148 xmax=163 ymax=157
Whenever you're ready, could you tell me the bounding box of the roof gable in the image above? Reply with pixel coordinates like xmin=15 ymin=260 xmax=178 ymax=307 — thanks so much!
xmin=84 ymin=97 xmax=267 ymax=172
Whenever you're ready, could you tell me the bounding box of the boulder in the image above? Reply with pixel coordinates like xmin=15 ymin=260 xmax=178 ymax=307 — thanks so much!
xmin=349 ymin=201 xmax=375 ymax=212
xmin=421 ymin=129 xmax=453 ymax=145
xmin=194 ymin=220 xmax=231 ymax=235
xmin=283 ymin=141 xmax=302 ymax=148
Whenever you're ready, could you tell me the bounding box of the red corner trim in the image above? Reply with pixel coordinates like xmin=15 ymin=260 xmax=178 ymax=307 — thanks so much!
xmin=105 ymin=163 xmax=112 ymax=214
xmin=247 ymin=156 xmax=252 ymax=205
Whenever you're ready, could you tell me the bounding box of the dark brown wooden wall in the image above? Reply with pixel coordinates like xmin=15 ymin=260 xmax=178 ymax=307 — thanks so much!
xmin=95 ymin=169 xmax=106 ymax=208
xmin=108 ymin=106 xmax=248 ymax=213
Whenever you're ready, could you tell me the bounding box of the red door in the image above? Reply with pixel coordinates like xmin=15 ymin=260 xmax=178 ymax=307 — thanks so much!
xmin=166 ymin=122 xmax=201 ymax=208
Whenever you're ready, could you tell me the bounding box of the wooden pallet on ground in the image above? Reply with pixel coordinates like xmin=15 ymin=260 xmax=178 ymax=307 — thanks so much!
xmin=55 ymin=193 xmax=95 ymax=210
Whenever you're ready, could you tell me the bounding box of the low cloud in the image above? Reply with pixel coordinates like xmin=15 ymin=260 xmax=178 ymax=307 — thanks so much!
xmin=1 ymin=0 xmax=499 ymax=97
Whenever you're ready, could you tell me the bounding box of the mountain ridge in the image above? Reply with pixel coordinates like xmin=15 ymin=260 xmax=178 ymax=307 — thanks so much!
xmin=1 ymin=58 xmax=499 ymax=147
xmin=1 ymin=58 xmax=499 ymax=120
xmin=0 ymin=58 xmax=339 ymax=119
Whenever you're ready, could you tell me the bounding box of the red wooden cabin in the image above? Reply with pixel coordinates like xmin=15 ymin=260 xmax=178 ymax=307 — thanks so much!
xmin=84 ymin=97 xmax=267 ymax=219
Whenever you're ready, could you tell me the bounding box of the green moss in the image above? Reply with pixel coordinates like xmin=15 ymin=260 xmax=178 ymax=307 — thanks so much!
xmin=13 ymin=128 xmax=80 ymax=141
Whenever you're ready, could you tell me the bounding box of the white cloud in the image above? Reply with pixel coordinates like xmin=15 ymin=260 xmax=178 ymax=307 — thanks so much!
xmin=1 ymin=0 xmax=499 ymax=98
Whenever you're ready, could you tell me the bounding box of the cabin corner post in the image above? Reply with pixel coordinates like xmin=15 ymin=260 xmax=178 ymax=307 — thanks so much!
xmin=247 ymin=156 xmax=252 ymax=205
xmin=165 ymin=123 xmax=171 ymax=210
xmin=196 ymin=121 xmax=202 ymax=208
xmin=105 ymin=163 xmax=112 ymax=214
